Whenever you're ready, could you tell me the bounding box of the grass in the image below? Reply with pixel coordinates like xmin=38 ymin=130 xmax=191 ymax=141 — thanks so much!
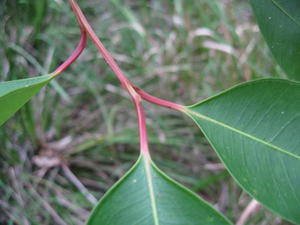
xmin=0 ymin=0 xmax=292 ymax=224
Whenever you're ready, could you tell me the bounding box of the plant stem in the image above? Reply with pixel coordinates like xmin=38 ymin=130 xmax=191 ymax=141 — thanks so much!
xmin=68 ymin=0 xmax=136 ymax=96
xmin=133 ymin=85 xmax=185 ymax=112
xmin=52 ymin=29 xmax=87 ymax=76
xmin=68 ymin=0 xmax=185 ymax=156
xmin=134 ymin=99 xmax=150 ymax=156
xmin=68 ymin=0 xmax=184 ymax=112
xmin=68 ymin=0 xmax=150 ymax=155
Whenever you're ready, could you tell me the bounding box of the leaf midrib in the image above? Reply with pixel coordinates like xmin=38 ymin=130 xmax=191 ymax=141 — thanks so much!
xmin=271 ymin=0 xmax=300 ymax=28
xmin=143 ymin=156 xmax=160 ymax=225
xmin=187 ymin=109 xmax=300 ymax=160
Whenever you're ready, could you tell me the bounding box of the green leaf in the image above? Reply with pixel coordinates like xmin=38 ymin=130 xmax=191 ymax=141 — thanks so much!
xmin=185 ymin=79 xmax=300 ymax=224
xmin=250 ymin=0 xmax=300 ymax=81
xmin=0 ymin=74 xmax=52 ymax=126
xmin=86 ymin=155 xmax=232 ymax=225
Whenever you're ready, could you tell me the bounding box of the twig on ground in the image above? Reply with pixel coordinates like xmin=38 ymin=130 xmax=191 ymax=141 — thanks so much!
xmin=62 ymin=164 xmax=98 ymax=205
xmin=236 ymin=199 xmax=262 ymax=225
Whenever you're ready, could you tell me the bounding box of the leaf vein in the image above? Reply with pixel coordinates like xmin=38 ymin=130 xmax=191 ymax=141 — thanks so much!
xmin=143 ymin=157 xmax=160 ymax=225
xmin=187 ymin=110 xmax=300 ymax=160
xmin=272 ymin=0 xmax=300 ymax=28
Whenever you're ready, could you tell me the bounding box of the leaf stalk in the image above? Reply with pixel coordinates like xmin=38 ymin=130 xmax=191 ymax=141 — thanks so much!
xmin=68 ymin=0 xmax=185 ymax=155
xmin=52 ymin=29 xmax=87 ymax=76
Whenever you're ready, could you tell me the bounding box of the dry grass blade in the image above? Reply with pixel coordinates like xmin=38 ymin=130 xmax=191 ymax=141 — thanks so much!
xmin=8 ymin=169 xmax=30 ymax=225
xmin=29 ymin=185 xmax=68 ymax=225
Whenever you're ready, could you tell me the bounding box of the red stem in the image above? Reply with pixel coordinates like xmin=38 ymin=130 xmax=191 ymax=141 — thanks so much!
xmin=133 ymin=85 xmax=184 ymax=112
xmin=134 ymin=99 xmax=150 ymax=155
xmin=68 ymin=0 xmax=135 ymax=96
xmin=67 ymin=0 xmax=184 ymax=112
xmin=53 ymin=29 xmax=87 ymax=76
xmin=69 ymin=0 xmax=150 ymax=155
xmin=68 ymin=0 xmax=185 ymax=156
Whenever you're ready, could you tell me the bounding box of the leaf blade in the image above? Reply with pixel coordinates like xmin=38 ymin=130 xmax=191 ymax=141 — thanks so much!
xmin=0 ymin=74 xmax=52 ymax=126
xmin=86 ymin=155 xmax=232 ymax=225
xmin=272 ymin=0 xmax=300 ymax=26
xmin=250 ymin=0 xmax=300 ymax=81
xmin=186 ymin=79 xmax=300 ymax=224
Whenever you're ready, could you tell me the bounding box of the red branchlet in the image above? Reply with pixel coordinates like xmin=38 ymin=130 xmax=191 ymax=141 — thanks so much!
xmin=53 ymin=29 xmax=87 ymax=76
xmin=68 ymin=0 xmax=184 ymax=155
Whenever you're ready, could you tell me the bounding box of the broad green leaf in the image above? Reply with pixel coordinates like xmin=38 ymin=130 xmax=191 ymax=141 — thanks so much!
xmin=250 ymin=0 xmax=300 ymax=81
xmin=185 ymin=79 xmax=300 ymax=224
xmin=0 ymin=74 xmax=52 ymax=126
xmin=86 ymin=155 xmax=232 ymax=225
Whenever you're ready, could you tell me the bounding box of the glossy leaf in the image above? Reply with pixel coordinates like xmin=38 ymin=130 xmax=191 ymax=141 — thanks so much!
xmin=86 ymin=155 xmax=232 ymax=225
xmin=250 ymin=0 xmax=300 ymax=81
xmin=185 ymin=79 xmax=300 ymax=224
xmin=0 ymin=74 xmax=52 ymax=126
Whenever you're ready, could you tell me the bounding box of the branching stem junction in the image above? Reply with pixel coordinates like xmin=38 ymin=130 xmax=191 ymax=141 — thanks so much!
xmin=55 ymin=0 xmax=185 ymax=155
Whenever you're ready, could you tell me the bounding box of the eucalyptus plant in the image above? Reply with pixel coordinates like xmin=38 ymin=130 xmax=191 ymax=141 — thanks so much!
xmin=1 ymin=0 xmax=299 ymax=224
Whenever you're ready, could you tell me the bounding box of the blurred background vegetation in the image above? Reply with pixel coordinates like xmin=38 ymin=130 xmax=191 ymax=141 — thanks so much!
xmin=0 ymin=0 xmax=291 ymax=224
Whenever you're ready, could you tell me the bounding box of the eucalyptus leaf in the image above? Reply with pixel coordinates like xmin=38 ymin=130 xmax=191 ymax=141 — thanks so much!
xmin=185 ymin=79 xmax=300 ymax=224
xmin=86 ymin=155 xmax=232 ymax=225
xmin=0 ymin=74 xmax=52 ymax=126
xmin=250 ymin=0 xmax=300 ymax=81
